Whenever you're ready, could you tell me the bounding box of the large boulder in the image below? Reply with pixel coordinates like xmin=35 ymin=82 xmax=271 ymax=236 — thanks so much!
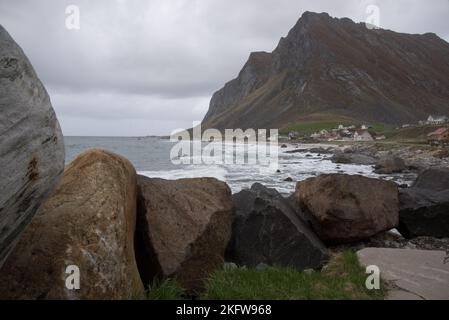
xmin=398 ymin=168 xmax=449 ymax=239
xmin=308 ymin=147 xmax=334 ymax=155
xmin=374 ymin=156 xmax=407 ymax=174
xmin=330 ymin=151 xmax=376 ymax=165
xmin=0 ymin=25 xmax=65 ymax=267
xmin=228 ymin=183 xmax=329 ymax=270
xmin=413 ymin=167 xmax=449 ymax=191
xmin=0 ymin=150 xmax=144 ymax=300
xmin=293 ymin=174 xmax=399 ymax=243
xmin=136 ymin=176 xmax=233 ymax=293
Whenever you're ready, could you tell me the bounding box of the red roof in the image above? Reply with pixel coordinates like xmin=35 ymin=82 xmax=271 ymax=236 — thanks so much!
xmin=428 ymin=128 xmax=449 ymax=137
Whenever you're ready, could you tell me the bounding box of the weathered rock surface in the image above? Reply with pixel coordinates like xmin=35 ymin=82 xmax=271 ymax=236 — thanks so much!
xmin=331 ymin=230 xmax=449 ymax=253
xmin=335 ymin=143 xmax=449 ymax=173
xmin=398 ymin=168 xmax=449 ymax=239
xmin=330 ymin=151 xmax=376 ymax=165
xmin=293 ymin=174 xmax=399 ymax=243
xmin=374 ymin=156 xmax=407 ymax=174
xmin=413 ymin=167 xmax=449 ymax=191
xmin=228 ymin=183 xmax=329 ymax=270
xmin=0 ymin=25 xmax=65 ymax=268
xmin=308 ymin=147 xmax=334 ymax=155
xmin=0 ymin=150 xmax=144 ymax=300
xmin=136 ymin=176 xmax=233 ymax=293
xmin=357 ymin=248 xmax=449 ymax=300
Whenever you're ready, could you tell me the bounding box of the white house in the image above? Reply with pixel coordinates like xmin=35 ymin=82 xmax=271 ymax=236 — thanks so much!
xmin=288 ymin=131 xmax=300 ymax=140
xmin=354 ymin=130 xmax=374 ymax=141
xmin=427 ymin=115 xmax=449 ymax=125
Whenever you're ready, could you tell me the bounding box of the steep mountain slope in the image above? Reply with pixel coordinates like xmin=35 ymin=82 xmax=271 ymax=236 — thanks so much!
xmin=202 ymin=12 xmax=449 ymax=131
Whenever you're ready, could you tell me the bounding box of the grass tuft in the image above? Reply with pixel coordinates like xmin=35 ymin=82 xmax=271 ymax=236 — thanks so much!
xmin=147 ymin=278 xmax=185 ymax=300
xmin=145 ymin=251 xmax=386 ymax=300
xmin=201 ymin=251 xmax=385 ymax=300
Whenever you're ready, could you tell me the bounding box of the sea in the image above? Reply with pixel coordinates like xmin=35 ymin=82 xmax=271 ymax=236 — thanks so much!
xmin=65 ymin=136 xmax=415 ymax=195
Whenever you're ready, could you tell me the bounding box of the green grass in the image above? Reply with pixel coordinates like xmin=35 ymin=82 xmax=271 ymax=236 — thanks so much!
xmin=370 ymin=123 xmax=396 ymax=137
xmin=280 ymin=120 xmax=395 ymax=137
xmin=280 ymin=121 xmax=354 ymax=135
xmin=202 ymin=251 xmax=385 ymax=300
xmin=146 ymin=251 xmax=386 ymax=300
xmin=387 ymin=125 xmax=448 ymax=144
xmin=147 ymin=279 xmax=186 ymax=300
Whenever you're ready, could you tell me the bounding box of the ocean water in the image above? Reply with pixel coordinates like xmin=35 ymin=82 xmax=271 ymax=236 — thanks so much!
xmin=65 ymin=136 xmax=415 ymax=195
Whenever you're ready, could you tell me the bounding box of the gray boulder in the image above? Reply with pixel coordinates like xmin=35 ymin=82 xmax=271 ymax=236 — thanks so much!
xmin=308 ymin=147 xmax=334 ymax=154
xmin=374 ymin=156 xmax=407 ymax=174
xmin=398 ymin=168 xmax=449 ymax=238
xmin=330 ymin=151 xmax=376 ymax=165
xmin=413 ymin=167 xmax=449 ymax=191
xmin=227 ymin=183 xmax=329 ymax=270
xmin=0 ymin=25 xmax=64 ymax=267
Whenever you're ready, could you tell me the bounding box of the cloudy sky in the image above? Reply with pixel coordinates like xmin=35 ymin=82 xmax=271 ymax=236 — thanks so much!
xmin=1 ymin=0 xmax=448 ymax=136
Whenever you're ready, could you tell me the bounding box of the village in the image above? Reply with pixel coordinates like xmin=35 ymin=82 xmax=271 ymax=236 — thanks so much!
xmin=287 ymin=115 xmax=449 ymax=146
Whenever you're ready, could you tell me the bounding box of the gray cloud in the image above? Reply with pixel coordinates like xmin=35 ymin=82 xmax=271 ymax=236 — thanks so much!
xmin=1 ymin=0 xmax=448 ymax=136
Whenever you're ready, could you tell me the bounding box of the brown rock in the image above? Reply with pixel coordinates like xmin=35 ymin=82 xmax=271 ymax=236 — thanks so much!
xmin=0 ymin=150 xmax=144 ymax=300
xmin=293 ymin=174 xmax=399 ymax=243
xmin=136 ymin=176 xmax=233 ymax=293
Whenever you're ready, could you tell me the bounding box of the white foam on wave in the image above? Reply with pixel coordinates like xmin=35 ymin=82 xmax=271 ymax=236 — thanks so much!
xmin=139 ymin=165 xmax=228 ymax=182
xmin=139 ymin=145 xmax=416 ymax=196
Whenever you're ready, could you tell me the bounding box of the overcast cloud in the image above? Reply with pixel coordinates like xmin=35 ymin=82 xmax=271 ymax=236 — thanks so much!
xmin=1 ymin=0 xmax=448 ymax=136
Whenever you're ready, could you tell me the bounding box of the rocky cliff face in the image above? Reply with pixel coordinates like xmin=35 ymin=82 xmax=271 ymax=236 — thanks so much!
xmin=202 ymin=12 xmax=449 ymax=130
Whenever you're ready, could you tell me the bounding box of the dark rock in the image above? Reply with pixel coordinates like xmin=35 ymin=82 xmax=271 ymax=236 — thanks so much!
xmin=408 ymin=165 xmax=420 ymax=171
xmin=136 ymin=176 xmax=233 ymax=293
xmin=284 ymin=177 xmax=294 ymax=182
xmin=0 ymin=25 xmax=65 ymax=268
xmin=228 ymin=183 xmax=329 ymax=270
xmin=281 ymin=144 xmax=288 ymax=148
xmin=285 ymin=149 xmax=308 ymax=154
xmin=398 ymin=168 xmax=449 ymax=239
xmin=330 ymin=151 xmax=376 ymax=165
xmin=374 ymin=156 xmax=407 ymax=174
xmin=292 ymin=174 xmax=399 ymax=243
xmin=332 ymin=231 xmax=449 ymax=253
xmin=398 ymin=189 xmax=449 ymax=239
xmin=413 ymin=167 xmax=449 ymax=191
xmin=308 ymin=147 xmax=333 ymax=154
xmin=331 ymin=153 xmax=352 ymax=164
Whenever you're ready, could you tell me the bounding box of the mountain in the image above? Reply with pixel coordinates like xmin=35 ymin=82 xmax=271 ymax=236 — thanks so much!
xmin=201 ymin=12 xmax=449 ymax=131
